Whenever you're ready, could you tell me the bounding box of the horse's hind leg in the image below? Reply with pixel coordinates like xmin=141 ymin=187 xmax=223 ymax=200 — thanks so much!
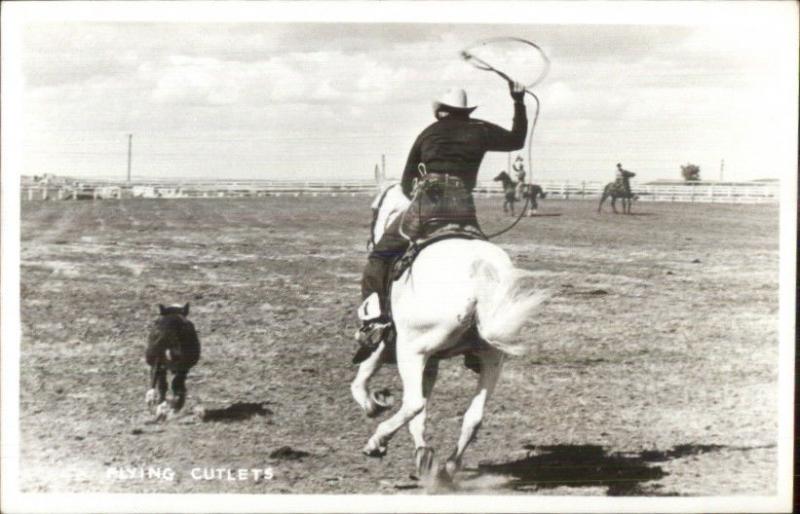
xmin=363 ymin=344 xmax=427 ymax=457
xmin=146 ymin=364 xmax=161 ymax=409
xmin=597 ymin=194 xmax=607 ymax=213
xmin=171 ymin=369 xmax=189 ymax=411
xmin=351 ymin=342 xmax=390 ymax=418
xmin=444 ymin=348 xmax=504 ymax=478
xmin=409 ymin=360 xmax=439 ymax=477
xmin=146 ymin=364 xmax=167 ymax=407
xmin=150 ymin=364 xmax=169 ymax=420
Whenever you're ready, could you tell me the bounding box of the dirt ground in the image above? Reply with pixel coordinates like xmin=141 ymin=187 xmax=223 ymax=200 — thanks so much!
xmin=17 ymin=195 xmax=781 ymax=496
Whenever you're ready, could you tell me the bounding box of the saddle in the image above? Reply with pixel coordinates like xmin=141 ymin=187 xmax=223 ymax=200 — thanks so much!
xmin=374 ymin=175 xmax=486 ymax=372
xmin=393 ymin=173 xmax=486 ymax=280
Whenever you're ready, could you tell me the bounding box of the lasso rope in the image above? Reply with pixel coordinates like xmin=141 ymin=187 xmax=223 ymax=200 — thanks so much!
xmin=461 ymin=37 xmax=549 ymax=239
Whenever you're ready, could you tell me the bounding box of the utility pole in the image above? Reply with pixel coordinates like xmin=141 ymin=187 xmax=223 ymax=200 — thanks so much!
xmin=381 ymin=154 xmax=386 ymax=181
xmin=719 ymin=158 xmax=724 ymax=182
xmin=127 ymin=134 xmax=133 ymax=183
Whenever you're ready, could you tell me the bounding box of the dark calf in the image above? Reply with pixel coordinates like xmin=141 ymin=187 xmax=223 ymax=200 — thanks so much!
xmin=145 ymin=303 xmax=200 ymax=418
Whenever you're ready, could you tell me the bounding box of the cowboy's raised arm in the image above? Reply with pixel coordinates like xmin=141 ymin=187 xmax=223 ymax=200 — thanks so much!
xmin=483 ymin=82 xmax=527 ymax=152
xmin=400 ymin=133 xmax=423 ymax=198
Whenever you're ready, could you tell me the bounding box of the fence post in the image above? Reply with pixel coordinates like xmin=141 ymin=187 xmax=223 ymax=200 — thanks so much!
xmin=708 ymin=185 xmax=713 ymax=203
xmin=28 ymin=188 xmax=33 ymax=201
xmin=581 ymin=181 xmax=585 ymax=198
xmin=42 ymin=187 xmax=48 ymax=201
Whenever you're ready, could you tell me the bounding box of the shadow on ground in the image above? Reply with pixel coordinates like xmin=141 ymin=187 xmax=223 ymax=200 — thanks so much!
xmin=196 ymin=402 xmax=273 ymax=422
xmin=472 ymin=443 xmax=729 ymax=495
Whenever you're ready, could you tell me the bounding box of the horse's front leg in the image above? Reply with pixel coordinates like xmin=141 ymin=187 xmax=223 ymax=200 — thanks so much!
xmin=351 ymin=341 xmax=392 ymax=418
xmin=363 ymin=343 xmax=427 ymax=457
xmin=408 ymin=360 xmax=439 ymax=478
xmin=611 ymin=196 xmax=619 ymax=214
xmin=597 ymin=194 xmax=607 ymax=213
xmin=444 ymin=348 xmax=504 ymax=478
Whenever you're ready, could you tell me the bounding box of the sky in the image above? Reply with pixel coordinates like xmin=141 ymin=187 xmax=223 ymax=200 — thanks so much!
xmin=7 ymin=2 xmax=798 ymax=184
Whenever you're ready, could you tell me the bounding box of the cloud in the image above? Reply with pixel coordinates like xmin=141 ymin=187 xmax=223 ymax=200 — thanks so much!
xmin=17 ymin=19 xmax=796 ymax=181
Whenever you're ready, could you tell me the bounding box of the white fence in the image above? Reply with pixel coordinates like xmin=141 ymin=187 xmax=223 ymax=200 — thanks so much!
xmin=486 ymin=180 xmax=780 ymax=204
xmin=21 ymin=179 xmax=779 ymax=204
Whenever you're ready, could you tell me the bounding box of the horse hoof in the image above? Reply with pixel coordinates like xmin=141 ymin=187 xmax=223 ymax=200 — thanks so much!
xmin=362 ymin=441 xmax=387 ymax=458
xmin=414 ymin=447 xmax=436 ymax=480
xmin=444 ymin=459 xmax=459 ymax=479
xmin=145 ymin=389 xmax=157 ymax=407
xmin=154 ymin=401 xmax=171 ymax=422
xmin=365 ymin=389 xmax=394 ymax=418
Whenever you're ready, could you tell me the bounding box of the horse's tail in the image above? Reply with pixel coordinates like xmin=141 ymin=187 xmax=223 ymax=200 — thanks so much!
xmin=472 ymin=261 xmax=550 ymax=356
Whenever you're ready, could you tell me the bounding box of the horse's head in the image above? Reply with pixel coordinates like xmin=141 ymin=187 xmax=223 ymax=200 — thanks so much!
xmin=369 ymin=183 xmax=410 ymax=246
xmin=493 ymin=171 xmax=510 ymax=183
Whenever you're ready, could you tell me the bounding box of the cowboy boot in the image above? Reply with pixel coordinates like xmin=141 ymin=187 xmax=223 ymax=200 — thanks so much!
xmin=354 ymin=257 xmax=393 ymax=353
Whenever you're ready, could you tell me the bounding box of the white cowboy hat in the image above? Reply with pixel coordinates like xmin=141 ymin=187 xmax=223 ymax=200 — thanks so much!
xmin=432 ymin=88 xmax=477 ymax=115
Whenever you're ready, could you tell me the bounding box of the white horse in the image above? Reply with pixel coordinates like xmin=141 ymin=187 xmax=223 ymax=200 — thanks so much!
xmin=351 ymin=183 xmax=549 ymax=483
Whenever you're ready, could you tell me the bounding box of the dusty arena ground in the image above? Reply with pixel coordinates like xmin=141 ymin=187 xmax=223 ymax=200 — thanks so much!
xmin=18 ymin=195 xmax=780 ymax=496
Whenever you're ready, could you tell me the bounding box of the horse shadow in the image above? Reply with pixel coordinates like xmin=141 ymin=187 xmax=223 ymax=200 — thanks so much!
xmin=466 ymin=443 xmax=730 ymax=495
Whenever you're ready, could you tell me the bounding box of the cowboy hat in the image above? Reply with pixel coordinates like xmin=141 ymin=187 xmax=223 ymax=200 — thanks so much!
xmin=432 ymin=88 xmax=477 ymax=115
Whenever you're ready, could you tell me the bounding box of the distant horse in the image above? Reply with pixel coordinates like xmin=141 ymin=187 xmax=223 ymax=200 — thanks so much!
xmin=598 ymin=181 xmax=638 ymax=214
xmin=351 ymin=183 xmax=549 ymax=484
xmin=145 ymin=303 xmax=201 ymax=420
xmin=520 ymin=184 xmax=547 ymax=215
xmin=493 ymin=171 xmax=518 ymax=215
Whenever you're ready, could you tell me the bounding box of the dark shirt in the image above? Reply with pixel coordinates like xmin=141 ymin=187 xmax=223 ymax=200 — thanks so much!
xmin=400 ymin=101 xmax=527 ymax=197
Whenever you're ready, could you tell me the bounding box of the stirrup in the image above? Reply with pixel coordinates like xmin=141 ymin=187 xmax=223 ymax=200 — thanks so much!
xmin=354 ymin=319 xmax=392 ymax=348
xmin=352 ymin=320 xmax=393 ymax=365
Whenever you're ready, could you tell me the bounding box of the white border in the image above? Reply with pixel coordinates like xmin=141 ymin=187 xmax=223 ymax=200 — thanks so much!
xmin=0 ymin=0 xmax=793 ymax=26
xmin=1 ymin=2 xmax=796 ymax=513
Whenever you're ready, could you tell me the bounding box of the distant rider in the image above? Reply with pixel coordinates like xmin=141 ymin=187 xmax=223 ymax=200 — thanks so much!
xmin=356 ymin=81 xmax=528 ymax=351
xmin=512 ymin=155 xmax=526 ymax=200
xmin=615 ymin=163 xmax=635 ymax=195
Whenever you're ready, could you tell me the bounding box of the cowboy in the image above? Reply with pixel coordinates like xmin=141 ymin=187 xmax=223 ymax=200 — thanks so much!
xmin=615 ymin=163 xmax=635 ymax=195
xmin=356 ymin=81 xmax=528 ymax=349
xmin=512 ymin=155 xmax=526 ymax=200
